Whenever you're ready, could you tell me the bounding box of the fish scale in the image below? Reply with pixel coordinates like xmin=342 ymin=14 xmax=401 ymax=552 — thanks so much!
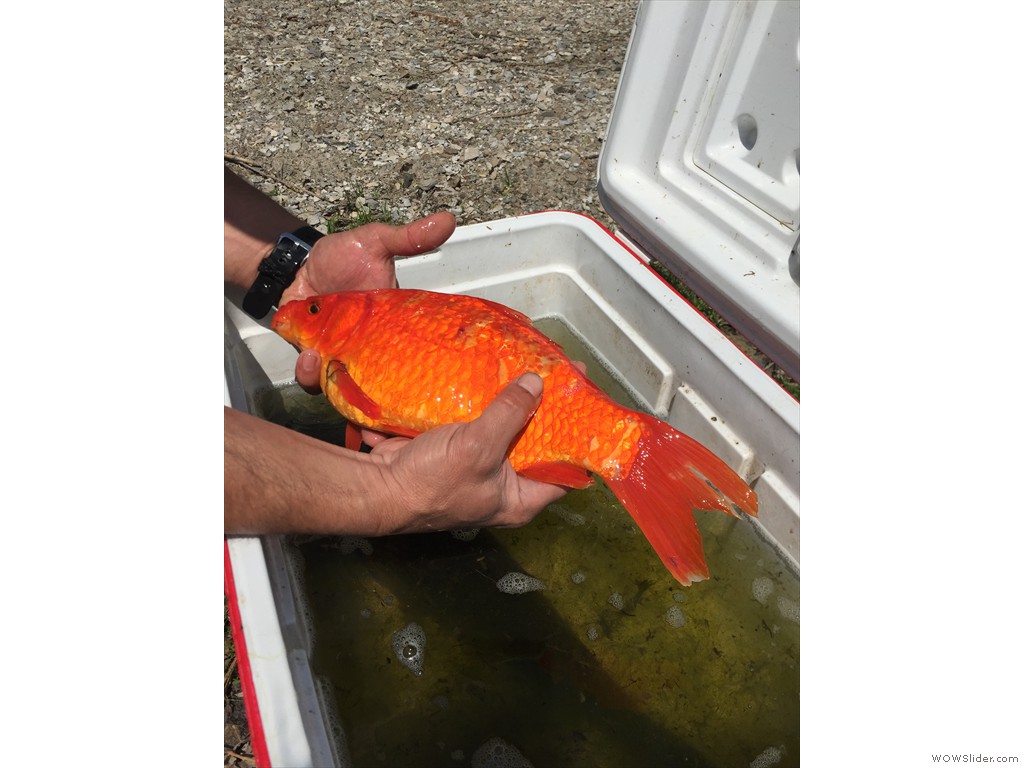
xmin=273 ymin=288 xmax=758 ymax=586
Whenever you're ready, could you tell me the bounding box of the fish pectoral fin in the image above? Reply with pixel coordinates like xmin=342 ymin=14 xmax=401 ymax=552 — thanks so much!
xmin=325 ymin=360 xmax=382 ymax=420
xmin=519 ymin=462 xmax=594 ymax=489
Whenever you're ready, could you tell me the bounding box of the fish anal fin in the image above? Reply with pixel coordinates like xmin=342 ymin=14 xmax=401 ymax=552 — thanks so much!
xmin=326 ymin=360 xmax=382 ymax=419
xmin=519 ymin=462 xmax=594 ymax=489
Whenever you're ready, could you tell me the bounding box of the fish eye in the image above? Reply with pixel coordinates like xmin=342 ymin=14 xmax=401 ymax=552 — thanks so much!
xmin=308 ymin=301 xmax=320 ymax=315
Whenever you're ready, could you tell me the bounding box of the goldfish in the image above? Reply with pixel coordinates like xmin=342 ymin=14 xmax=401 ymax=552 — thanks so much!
xmin=272 ymin=288 xmax=757 ymax=586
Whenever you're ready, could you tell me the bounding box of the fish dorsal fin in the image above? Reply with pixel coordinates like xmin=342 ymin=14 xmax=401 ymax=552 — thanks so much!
xmin=472 ymin=296 xmax=534 ymax=326
xmin=470 ymin=296 xmax=570 ymax=360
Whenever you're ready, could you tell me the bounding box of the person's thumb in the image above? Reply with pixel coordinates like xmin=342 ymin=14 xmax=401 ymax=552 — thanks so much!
xmin=468 ymin=372 xmax=543 ymax=452
xmin=295 ymin=349 xmax=323 ymax=394
xmin=375 ymin=211 xmax=457 ymax=256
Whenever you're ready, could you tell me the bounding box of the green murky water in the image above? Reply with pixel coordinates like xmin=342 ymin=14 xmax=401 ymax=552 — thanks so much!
xmin=254 ymin=317 xmax=799 ymax=768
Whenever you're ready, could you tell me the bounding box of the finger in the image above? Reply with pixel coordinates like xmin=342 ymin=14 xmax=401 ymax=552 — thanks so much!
xmin=360 ymin=427 xmax=391 ymax=448
xmin=295 ymin=349 xmax=322 ymax=394
xmin=367 ymin=435 xmax=411 ymax=457
xmin=464 ymin=373 xmax=543 ymax=460
xmin=374 ymin=211 xmax=457 ymax=256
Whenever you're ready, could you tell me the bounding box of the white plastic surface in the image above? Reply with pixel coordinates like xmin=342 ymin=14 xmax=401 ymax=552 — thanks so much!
xmin=224 ymin=537 xmax=315 ymax=768
xmin=225 ymin=348 xmax=343 ymax=766
xmin=598 ymin=0 xmax=800 ymax=379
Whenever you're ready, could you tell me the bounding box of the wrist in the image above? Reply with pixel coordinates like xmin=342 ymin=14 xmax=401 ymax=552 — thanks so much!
xmin=371 ymin=451 xmax=457 ymax=535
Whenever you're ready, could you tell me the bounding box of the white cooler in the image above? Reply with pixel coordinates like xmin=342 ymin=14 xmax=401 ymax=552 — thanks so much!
xmin=224 ymin=2 xmax=799 ymax=765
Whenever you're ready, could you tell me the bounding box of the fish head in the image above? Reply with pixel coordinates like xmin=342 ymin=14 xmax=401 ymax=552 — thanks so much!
xmin=271 ymin=292 xmax=368 ymax=353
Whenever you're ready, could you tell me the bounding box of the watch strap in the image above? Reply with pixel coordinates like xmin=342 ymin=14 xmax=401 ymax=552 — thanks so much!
xmin=242 ymin=226 xmax=324 ymax=319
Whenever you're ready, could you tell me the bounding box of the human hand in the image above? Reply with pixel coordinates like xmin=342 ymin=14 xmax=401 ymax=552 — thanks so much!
xmin=285 ymin=211 xmax=457 ymax=392
xmin=282 ymin=211 xmax=456 ymax=302
xmin=366 ymin=373 xmax=570 ymax=534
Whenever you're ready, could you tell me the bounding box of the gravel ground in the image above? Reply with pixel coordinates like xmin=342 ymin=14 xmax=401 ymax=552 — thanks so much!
xmin=224 ymin=0 xmax=640 ymax=235
xmin=224 ymin=1 xmax=640 ymax=764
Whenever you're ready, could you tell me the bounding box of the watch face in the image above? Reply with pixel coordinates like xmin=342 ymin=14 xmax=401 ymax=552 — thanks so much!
xmin=289 ymin=226 xmax=324 ymax=251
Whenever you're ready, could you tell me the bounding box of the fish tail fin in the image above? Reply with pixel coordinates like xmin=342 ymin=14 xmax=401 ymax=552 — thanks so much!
xmin=604 ymin=413 xmax=758 ymax=586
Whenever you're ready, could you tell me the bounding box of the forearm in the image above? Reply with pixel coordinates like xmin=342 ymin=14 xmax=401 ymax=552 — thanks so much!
xmin=224 ymin=167 xmax=308 ymax=290
xmin=224 ymin=406 xmax=395 ymax=536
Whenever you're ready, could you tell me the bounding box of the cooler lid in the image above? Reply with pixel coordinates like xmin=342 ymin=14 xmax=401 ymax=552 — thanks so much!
xmin=598 ymin=0 xmax=800 ymax=380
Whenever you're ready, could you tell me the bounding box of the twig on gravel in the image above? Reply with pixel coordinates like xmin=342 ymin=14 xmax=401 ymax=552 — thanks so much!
xmin=491 ymin=109 xmax=535 ymax=120
xmin=450 ymin=107 xmax=535 ymax=125
xmin=409 ymin=9 xmax=463 ymax=26
xmin=224 ymin=748 xmax=256 ymax=764
xmin=224 ymin=153 xmax=321 ymax=202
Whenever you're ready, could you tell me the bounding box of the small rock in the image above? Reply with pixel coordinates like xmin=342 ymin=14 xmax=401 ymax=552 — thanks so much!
xmin=224 ymin=723 xmax=242 ymax=747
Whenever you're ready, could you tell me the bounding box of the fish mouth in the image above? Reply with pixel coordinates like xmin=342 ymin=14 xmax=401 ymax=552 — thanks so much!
xmin=269 ymin=310 xmax=298 ymax=344
xmin=269 ymin=312 xmax=287 ymax=334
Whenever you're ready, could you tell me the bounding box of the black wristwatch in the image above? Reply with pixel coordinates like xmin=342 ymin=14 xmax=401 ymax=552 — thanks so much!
xmin=242 ymin=225 xmax=324 ymax=319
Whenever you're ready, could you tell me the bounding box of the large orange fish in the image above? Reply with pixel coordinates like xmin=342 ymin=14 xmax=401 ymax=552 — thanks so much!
xmin=272 ymin=288 xmax=757 ymax=586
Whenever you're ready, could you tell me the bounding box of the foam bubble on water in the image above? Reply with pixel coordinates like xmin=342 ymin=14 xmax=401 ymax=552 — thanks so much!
xmin=570 ymin=571 xmax=586 ymax=584
xmin=496 ymin=572 xmax=547 ymax=594
xmin=450 ymin=528 xmax=480 ymax=541
xmin=750 ymin=745 xmax=784 ymax=768
xmin=553 ymin=507 xmax=586 ymax=526
xmin=777 ymin=596 xmax=800 ymax=624
xmin=752 ymin=576 xmax=775 ymax=606
xmin=586 ymin=625 xmax=600 ymax=641
xmin=608 ymin=592 xmax=625 ymax=610
xmin=471 ymin=736 xmax=534 ymax=768
xmin=390 ymin=622 xmax=426 ymax=677
xmin=451 ymin=749 xmax=465 ymax=761
xmin=336 ymin=536 xmax=373 ymax=555
xmin=665 ymin=605 xmax=686 ymax=628
xmin=359 ymin=608 xmax=372 ymax=619
xmin=672 ymin=591 xmax=686 ymax=603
